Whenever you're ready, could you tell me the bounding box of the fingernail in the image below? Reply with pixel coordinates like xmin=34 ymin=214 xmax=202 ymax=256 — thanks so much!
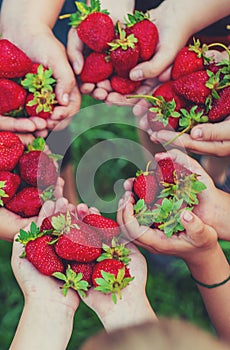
xmin=62 ymin=93 xmax=69 ymax=104
xmin=130 ymin=69 xmax=143 ymax=81
xmin=182 ymin=210 xmax=193 ymax=222
xmin=192 ymin=128 xmax=203 ymax=139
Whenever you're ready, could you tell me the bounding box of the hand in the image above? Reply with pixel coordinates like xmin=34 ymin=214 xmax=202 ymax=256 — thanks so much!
xmin=2 ymin=27 xmax=81 ymax=134
xmin=11 ymin=198 xmax=80 ymax=308
xmin=117 ymin=191 xmax=218 ymax=265
xmin=119 ymin=149 xmax=230 ymax=241
xmin=82 ymin=242 xmax=156 ymax=332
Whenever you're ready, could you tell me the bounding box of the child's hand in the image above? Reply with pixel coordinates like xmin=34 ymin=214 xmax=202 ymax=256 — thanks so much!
xmin=81 ymin=242 xmax=156 ymax=332
xmin=120 ymin=149 xmax=230 ymax=241
xmin=11 ymin=198 xmax=80 ymax=309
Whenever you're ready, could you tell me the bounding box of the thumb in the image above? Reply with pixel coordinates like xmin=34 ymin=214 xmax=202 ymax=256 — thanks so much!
xmin=129 ymin=44 xmax=177 ymax=81
xmin=180 ymin=210 xmax=216 ymax=247
xmin=190 ymin=120 xmax=230 ymax=141
xmin=67 ymin=28 xmax=84 ymax=75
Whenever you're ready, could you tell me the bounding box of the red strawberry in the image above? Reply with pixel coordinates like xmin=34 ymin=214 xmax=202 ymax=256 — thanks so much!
xmin=0 ymin=39 xmax=32 ymax=78
xmin=80 ymin=52 xmax=113 ymax=83
xmin=133 ymin=164 xmax=158 ymax=205
xmin=0 ymin=132 xmax=24 ymax=171
xmin=83 ymin=214 xmax=120 ymax=244
xmin=39 ymin=212 xmax=63 ymax=232
xmin=5 ymin=186 xmax=53 ymax=217
xmin=0 ymin=79 xmax=27 ymax=115
xmin=147 ymin=111 xmax=179 ymax=131
xmin=173 ymin=70 xmax=211 ymax=104
xmin=171 ymin=41 xmax=205 ymax=80
xmin=68 ymin=1 xmax=115 ymax=52
xmin=109 ymin=24 xmax=139 ymax=78
xmin=17 ymin=224 xmax=65 ymax=276
xmin=126 ymin=11 xmax=159 ymax=61
xmin=0 ymin=171 xmax=21 ymax=205
xmin=111 ymin=75 xmax=141 ymax=94
xmin=155 ymin=158 xmax=191 ymax=186
xmin=92 ymin=258 xmax=133 ymax=303
xmin=25 ymin=91 xmax=55 ymax=119
xmin=19 ymin=150 xmax=58 ymax=188
xmin=54 ymin=213 xmax=102 ymax=262
xmin=70 ymin=261 xmax=94 ymax=285
xmin=208 ymin=86 xmax=230 ymax=122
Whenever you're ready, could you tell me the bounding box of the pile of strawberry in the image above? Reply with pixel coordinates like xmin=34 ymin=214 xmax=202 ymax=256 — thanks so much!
xmin=0 ymin=133 xmax=59 ymax=217
xmin=64 ymin=0 xmax=159 ymax=94
xmin=130 ymin=39 xmax=230 ymax=137
xmin=132 ymin=158 xmax=206 ymax=237
xmin=0 ymin=39 xmax=56 ymax=119
xmin=17 ymin=210 xmax=134 ymax=303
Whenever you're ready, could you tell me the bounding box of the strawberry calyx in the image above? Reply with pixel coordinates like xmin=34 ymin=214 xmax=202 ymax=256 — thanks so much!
xmin=159 ymin=173 xmax=207 ymax=206
xmin=16 ymin=221 xmax=43 ymax=249
xmin=127 ymin=94 xmax=180 ymax=126
xmin=125 ymin=10 xmax=151 ymax=27
xmin=27 ymin=137 xmax=46 ymax=152
xmin=133 ymin=199 xmax=156 ymax=226
xmin=94 ymin=267 xmax=134 ymax=304
xmin=53 ymin=264 xmax=90 ymax=297
xmin=97 ymin=238 xmax=131 ymax=265
xmin=0 ymin=180 xmax=8 ymax=206
xmin=163 ymin=106 xmax=208 ymax=147
xmin=108 ymin=21 xmax=138 ymax=51
xmin=26 ymin=89 xmax=57 ymax=114
xmin=21 ymin=64 xmax=56 ymax=93
xmin=188 ymin=38 xmax=210 ymax=64
xmin=39 ymin=185 xmax=56 ymax=202
xmin=50 ymin=211 xmax=80 ymax=236
xmin=61 ymin=0 xmax=109 ymax=26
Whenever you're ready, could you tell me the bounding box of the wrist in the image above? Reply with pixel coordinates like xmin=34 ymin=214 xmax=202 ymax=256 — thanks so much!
xmin=100 ymin=293 xmax=157 ymax=332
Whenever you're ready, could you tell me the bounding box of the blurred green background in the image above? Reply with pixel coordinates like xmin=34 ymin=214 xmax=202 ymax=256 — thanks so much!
xmin=0 ymin=96 xmax=229 ymax=349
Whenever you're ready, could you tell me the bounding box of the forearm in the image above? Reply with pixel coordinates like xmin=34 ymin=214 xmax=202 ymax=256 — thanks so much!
xmin=185 ymin=244 xmax=230 ymax=341
xmin=1 ymin=0 xmax=65 ymax=31
xmin=10 ymin=300 xmax=75 ymax=350
xmin=99 ymin=293 xmax=157 ymax=332
xmin=151 ymin=0 xmax=230 ymax=37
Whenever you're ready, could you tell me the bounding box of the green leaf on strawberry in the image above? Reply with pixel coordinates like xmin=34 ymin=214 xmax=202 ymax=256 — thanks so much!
xmin=0 ymin=180 xmax=8 ymax=206
xmin=16 ymin=221 xmax=42 ymax=246
xmin=53 ymin=265 xmax=90 ymax=297
xmin=97 ymin=238 xmax=131 ymax=265
xmin=21 ymin=64 xmax=56 ymax=93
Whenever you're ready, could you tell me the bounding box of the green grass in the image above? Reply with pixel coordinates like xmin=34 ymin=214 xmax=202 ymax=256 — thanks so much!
xmin=0 ymin=95 xmax=230 ymax=349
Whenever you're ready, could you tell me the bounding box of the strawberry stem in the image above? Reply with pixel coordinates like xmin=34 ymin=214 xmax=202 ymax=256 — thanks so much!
xmin=163 ymin=123 xmax=194 ymax=147
xmin=207 ymin=42 xmax=230 ymax=60
xmin=59 ymin=13 xmax=71 ymax=19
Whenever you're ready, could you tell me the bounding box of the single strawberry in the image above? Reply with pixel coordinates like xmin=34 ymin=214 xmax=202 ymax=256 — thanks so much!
xmin=53 ymin=211 xmax=102 ymax=262
xmin=66 ymin=0 xmax=115 ymax=52
xmin=80 ymin=52 xmax=113 ymax=83
xmin=0 ymin=171 xmax=21 ymax=205
xmin=125 ymin=11 xmax=158 ymax=61
xmin=5 ymin=186 xmax=54 ymax=217
xmin=111 ymin=75 xmax=141 ymax=94
xmin=19 ymin=137 xmax=58 ymax=188
xmin=25 ymin=90 xmax=56 ymax=119
xmin=92 ymin=258 xmax=133 ymax=303
xmin=16 ymin=222 xmax=64 ymax=276
xmin=0 ymin=132 xmax=24 ymax=171
xmin=0 ymin=79 xmax=27 ymax=115
xmin=0 ymin=39 xmax=32 ymax=78
xmin=109 ymin=23 xmax=139 ymax=78
xmin=70 ymin=261 xmax=94 ymax=285
xmin=171 ymin=39 xmax=207 ymax=80
xmin=155 ymin=158 xmax=192 ymax=186
xmin=208 ymin=86 xmax=230 ymax=122
xmin=133 ymin=162 xmax=158 ymax=205
xmin=172 ymin=70 xmax=211 ymax=104
xmin=83 ymin=214 xmax=120 ymax=244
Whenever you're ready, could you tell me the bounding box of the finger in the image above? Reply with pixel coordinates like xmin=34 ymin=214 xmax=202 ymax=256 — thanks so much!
xmin=54 ymin=197 xmax=69 ymax=213
xmin=67 ymin=28 xmax=84 ymax=75
xmin=16 ymin=133 xmax=35 ymax=146
xmin=97 ymin=80 xmax=112 ymax=92
xmin=75 ymin=203 xmax=90 ymax=220
xmin=51 ymin=85 xmax=81 ymax=121
xmin=80 ymin=83 xmax=95 ymax=94
xmin=123 ymin=178 xmax=134 ymax=191
xmin=92 ymin=88 xmax=108 ymax=101
xmin=180 ymin=210 xmax=217 ymax=246
xmin=34 ymin=129 xmax=49 ymax=138
xmin=53 ymin=177 xmax=65 ymax=199
xmin=158 ymin=65 xmax=172 ymax=82
xmin=0 ymin=116 xmax=36 ymax=132
xmin=37 ymin=200 xmax=56 ymax=226
xmin=29 ymin=117 xmax=47 ymax=130
xmin=190 ymin=120 xmax=230 ymax=142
